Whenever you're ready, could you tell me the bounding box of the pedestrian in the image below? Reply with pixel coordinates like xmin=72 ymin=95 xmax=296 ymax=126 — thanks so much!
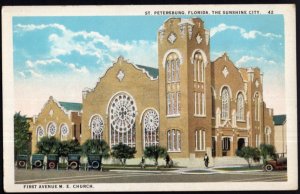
xmin=140 ymin=156 xmax=145 ymax=169
xmin=165 ymin=154 xmax=170 ymax=168
xmin=204 ymin=153 xmax=209 ymax=168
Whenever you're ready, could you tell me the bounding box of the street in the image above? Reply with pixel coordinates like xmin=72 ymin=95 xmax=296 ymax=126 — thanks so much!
xmin=15 ymin=168 xmax=287 ymax=184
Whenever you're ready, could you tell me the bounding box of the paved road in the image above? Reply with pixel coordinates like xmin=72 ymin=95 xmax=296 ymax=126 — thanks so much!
xmin=15 ymin=168 xmax=287 ymax=184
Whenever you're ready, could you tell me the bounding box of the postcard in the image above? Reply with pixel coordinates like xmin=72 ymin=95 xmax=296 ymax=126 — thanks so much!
xmin=2 ymin=4 xmax=297 ymax=192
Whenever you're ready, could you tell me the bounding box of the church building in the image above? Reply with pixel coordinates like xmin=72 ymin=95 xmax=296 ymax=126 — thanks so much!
xmin=29 ymin=18 xmax=275 ymax=165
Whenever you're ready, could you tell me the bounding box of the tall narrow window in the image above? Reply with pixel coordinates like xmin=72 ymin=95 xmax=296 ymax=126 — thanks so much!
xmin=195 ymin=129 xmax=206 ymax=151
xmin=167 ymin=92 xmax=180 ymax=116
xmin=237 ymin=93 xmax=245 ymax=121
xmin=166 ymin=53 xmax=180 ymax=83
xmin=201 ymin=93 xmax=206 ymax=115
xmin=193 ymin=52 xmax=205 ymax=82
xmin=166 ymin=52 xmax=181 ymax=116
xmin=167 ymin=129 xmax=181 ymax=151
xmin=73 ymin=124 xmax=77 ymax=140
xmin=254 ymin=93 xmax=260 ymax=121
xmin=167 ymin=61 xmax=171 ymax=83
xmin=265 ymin=127 xmax=271 ymax=144
xmin=221 ymin=88 xmax=230 ymax=119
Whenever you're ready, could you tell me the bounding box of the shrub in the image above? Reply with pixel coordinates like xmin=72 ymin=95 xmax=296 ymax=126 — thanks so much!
xmin=143 ymin=145 xmax=167 ymax=168
xmin=260 ymin=144 xmax=277 ymax=165
xmin=111 ymin=143 xmax=136 ymax=167
xmin=81 ymin=139 xmax=110 ymax=158
xmin=236 ymin=146 xmax=260 ymax=168
xmin=36 ymin=136 xmax=60 ymax=155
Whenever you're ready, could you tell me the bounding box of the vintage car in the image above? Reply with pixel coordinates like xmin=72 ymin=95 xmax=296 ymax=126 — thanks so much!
xmin=31 ymin=154 xmax=45 ymax=169
xmin=86 ymin=154 xmax=102 ymax=171
xmin=17 ymin=155 xmax=29 ymax=169
xmin=47 ymin=154 xmax=59 ymax=170
xmin=265 ymin=157 xmax=287 ymax=171
xmin=67 ymin=154 xmax=81 ymax=170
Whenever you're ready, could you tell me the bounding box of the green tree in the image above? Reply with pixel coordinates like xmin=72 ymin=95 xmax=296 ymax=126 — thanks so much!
xmin=143 ymin=145 xmax=167 ymax=168
xmin=260 ymin=144 xmax=277 ymax=165
xmin=14 ymin=112 xmax=30 ymax=158
xmin=236 ymin=146 xmax=261 ymax=168
xmin=81 ymin=139 xmax=110 ymax=158
xmin=111 ymin=143 xmax=136 ymax=167
xmin=59 ymin=140 xmax=82 ymax=163
xmin=36 ymin=136 xmax=60 ymax=155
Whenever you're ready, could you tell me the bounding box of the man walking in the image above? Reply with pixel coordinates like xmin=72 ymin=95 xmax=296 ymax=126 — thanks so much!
xmin=204 ymin=153 xmax=209 ymax=168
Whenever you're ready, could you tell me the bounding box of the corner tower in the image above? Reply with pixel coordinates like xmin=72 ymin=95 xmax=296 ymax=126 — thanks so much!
xmin=158 ymin=18 xmax=212 ymax=159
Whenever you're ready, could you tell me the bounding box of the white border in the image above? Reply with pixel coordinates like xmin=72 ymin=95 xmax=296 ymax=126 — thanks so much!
xmin=2 ymin=4 xmax=297 ymax=192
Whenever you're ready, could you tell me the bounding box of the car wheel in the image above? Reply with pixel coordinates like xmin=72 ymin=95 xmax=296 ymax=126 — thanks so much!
xmin=265 ymin=164 xmax=274 ymax=171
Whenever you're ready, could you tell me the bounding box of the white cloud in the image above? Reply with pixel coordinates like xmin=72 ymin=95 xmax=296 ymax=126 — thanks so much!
xmin=28 ymin=69 xmax=43 ymax=78
xmin=68 ymin=63 xmax=89 ymax=74
xmin=18 ymin=72 xmax=26 ymax=78
xmin=16 ymin=23 xmax=157 ymax=69
xmin=210 ymin=23 xmax=282 ymax=39
xmin=15 ymin=23 xmax=66 ymax=32
xmin=236 ymin=55 xmax=276 ymax=67
xmin=26 ymin=58 xmax=62 ymax=68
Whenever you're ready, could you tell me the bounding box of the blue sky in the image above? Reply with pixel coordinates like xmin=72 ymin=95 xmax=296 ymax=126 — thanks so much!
xmin=13 ymin=15 xmax=285 ymax=116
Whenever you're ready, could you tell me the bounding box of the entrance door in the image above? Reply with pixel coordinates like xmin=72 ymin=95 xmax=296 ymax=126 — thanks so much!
xmin=237 ymin=138 xmax=245 ymax=151
xmin=212 ymin=137 xmax=216 ymax=157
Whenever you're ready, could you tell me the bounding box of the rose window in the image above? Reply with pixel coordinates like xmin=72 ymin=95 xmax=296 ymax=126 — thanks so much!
xmin=48 ymin=122 xmax=56 ymax=136
xmin=61 ymin=124 xmax=69 ymax=136
xmin=144 ymin=109 xmax=159 ymax=132
xmin=91 ymin=115 xmax=104 ymax=135
xmin=110 ymin=94 xmax=136 ymax=133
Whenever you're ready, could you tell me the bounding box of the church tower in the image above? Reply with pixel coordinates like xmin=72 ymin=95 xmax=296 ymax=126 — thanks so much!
xmin=158 ymin=18 xmax=212 ymax=159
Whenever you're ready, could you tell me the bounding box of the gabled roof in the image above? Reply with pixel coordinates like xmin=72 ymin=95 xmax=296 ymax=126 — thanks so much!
xmin=136 ymin=65 xmax=159 ymax=78
xmin=58 ymin=102 xmax=82 ymax=112
xmin=273 ymin=115 xmax=286 ymax=125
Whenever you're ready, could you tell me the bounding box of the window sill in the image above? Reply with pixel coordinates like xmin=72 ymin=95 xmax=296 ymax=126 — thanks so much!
xmin=166 ymin=114 xmax=180 ymax=118
xmin=237 ymin=120 xmax=246 ymax=123
xmin=194 ymin=114 xmax=206 ymax=118
xmin=195 ymin=149 xmax=206 ymax=152
xmin=167 ymin=150 xmax=181 ymax=153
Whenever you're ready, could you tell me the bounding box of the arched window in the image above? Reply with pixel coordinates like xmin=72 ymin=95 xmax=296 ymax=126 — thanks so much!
xmin=167 ymin=129 xmax=181 ymax=151
xmin=143 ymin=109 xmax=159 ymax=148
xmin=221 ymin=87 xmax=230 ymax=119
xmin=254 ymin=93 xmax=260 ymax=121
xmin=60 ymin=123 xmax=69 ymax=141
xmin=166 ymin=53 xmax=180 ymax=83
xmin=36 ymin=126 xmax=44 ymax=142
xmin=193 ymin=52 xmax=205 ymax=82
xmin=90 ymin=115 xmax=104 ymax=140
xmin=166 ymin=52 xmax=181 ymax=116
xmin=109 ymin=92 xmax=136 ymax=148
xmin=237 ymin=93 xmax=245 ymax=121
xmin=47 ymin=122 xmax=57 ymax=137
xmin=265 ymin=127 xmax=271 ymax=144
xmin=195 ymin=129 xmax=206 ymax=151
